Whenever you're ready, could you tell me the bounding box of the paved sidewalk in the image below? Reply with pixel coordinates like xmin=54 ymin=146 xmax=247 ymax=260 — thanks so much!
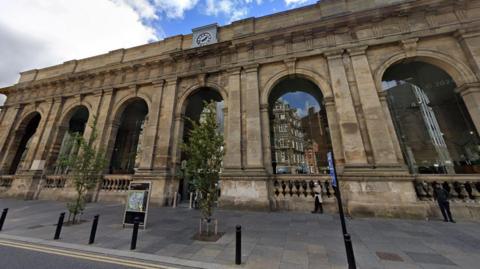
xmin=0 ymin=198 xmax=479 ymax=269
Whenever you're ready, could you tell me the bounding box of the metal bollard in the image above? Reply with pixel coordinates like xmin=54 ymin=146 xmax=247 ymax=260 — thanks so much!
xmin=235 ymin=225 xmax=242 ymax=265
xmin=0 ymin=208 xmax=8 ymax=231
xmin=344 ymin=233 xmax=357 ymax=269
xmin=130 ymin=218 xmax=140 ymax=250
xmin=54 ymin=212 xmax=65 ymax=240
xmin=89 ymin=215 xmax=99 ymax=244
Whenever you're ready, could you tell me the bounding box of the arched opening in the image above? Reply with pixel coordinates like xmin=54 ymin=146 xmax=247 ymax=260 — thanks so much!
xmin=53 ymin=106 xmax=89 ymax=174
xmin=109 ymin=99 xmax=148 ymax=174
xmin=382 ymin=61 xmax=480 ymax=174
xmin=268 ymin=76 xmax=331 ymax=175
xmin=179 ymin=87 xmax=224 ymax=201
xmin=8 ymin=112 xmax=41 ymax=174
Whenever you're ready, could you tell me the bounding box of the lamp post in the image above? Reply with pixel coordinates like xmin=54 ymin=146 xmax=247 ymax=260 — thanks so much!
xmin=327 ymin=151 xmax=356 ymax=269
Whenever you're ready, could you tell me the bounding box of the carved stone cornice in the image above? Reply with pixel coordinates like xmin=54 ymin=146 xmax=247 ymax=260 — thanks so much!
xmin=347 ymin=46 xmax=368 ymax=57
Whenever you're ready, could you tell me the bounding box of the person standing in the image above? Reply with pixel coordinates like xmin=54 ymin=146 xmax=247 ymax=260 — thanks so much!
xmin=311 ymin=181 xmax=323 ymax=214
xmin=434 ymin=184 xmax=455 ymax=223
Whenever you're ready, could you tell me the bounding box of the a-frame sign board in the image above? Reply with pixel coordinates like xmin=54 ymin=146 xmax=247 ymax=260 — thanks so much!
xmin=122 ymin=181 xmax=151 ymax=229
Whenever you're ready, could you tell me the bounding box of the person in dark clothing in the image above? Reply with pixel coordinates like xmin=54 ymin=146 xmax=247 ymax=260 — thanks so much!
xmin=434 ymin=184 xmax=455 ymax=223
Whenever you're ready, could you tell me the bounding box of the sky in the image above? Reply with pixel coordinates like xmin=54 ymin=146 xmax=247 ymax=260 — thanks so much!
xmin=280 ymin=92 xmax=320 ymax=118
xmin=0 ymin=0 xmax=317 ymax=106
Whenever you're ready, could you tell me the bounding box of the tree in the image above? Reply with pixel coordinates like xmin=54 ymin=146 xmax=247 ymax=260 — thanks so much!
xmin=59 ymin=117 xmax=107 ymax=224
xmin=182 ymin=101 xmax=224 ymax=222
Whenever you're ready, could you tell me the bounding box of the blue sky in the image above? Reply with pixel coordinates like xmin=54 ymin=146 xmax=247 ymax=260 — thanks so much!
xmin=149 ymin=0 xmax=317 ymax=38
xmin=279 ymin=92 xmax=321 ymax=117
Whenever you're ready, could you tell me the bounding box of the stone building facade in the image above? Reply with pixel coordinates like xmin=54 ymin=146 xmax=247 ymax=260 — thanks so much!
xmin=1 ymin=0 xmax=480 ymax=219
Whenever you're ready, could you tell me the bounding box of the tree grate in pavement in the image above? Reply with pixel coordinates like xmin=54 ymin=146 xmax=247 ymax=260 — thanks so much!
xmin=376 ymin=251 xmax=404 ymax=262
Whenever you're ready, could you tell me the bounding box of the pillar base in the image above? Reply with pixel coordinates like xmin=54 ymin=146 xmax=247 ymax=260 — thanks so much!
xmin=219 ymin=174 xmax=270 ymax=211
xmin=5 ymin=170 xmax=43 ymax=200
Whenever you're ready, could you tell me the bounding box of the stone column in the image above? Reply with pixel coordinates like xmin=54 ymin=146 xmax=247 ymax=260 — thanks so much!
xmin=457 ymin=84 xmax=480 ymax=134
xmin=92 ymin=88 xmax=115 ymax=149
xmin=260 ymin=104 xmax=272 ymax=174
xmin=325 ymin=51 xmax=368 ymax=167
xmin=223 ymin=67 xmax=242 ymax=172
xmin=30 ymin=97 xmax=64 ymax=171
xmin=244 ymin=64 xmax=265 ymax=171
xmin=378 ymin=92 xmax=404 ymax=163
xmin=348 ymin=47 xmax=400 ymax=166
xmin=456 ymin=30 xmax=480 ymax=79
xmin=324 ymin=97 xmax=344 ymax=167
xmin=154 ymin=77 xmax=178 ymax=172
xmin=138 ymin=80 xmax=164 ymax=170
xmin=0 ymin=105 xmax=21 ymax=156
xmin=0 ymin=105 xmax=22 ymax=173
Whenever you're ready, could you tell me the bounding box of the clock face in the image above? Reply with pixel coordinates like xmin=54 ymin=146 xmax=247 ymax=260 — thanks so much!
xmin=196 ymin=32 xmax=212 ymax=46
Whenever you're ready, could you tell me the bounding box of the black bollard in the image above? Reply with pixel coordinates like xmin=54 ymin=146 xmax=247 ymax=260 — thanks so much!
xmin=54 ymin=212 xmax=65 ymax=240
xmin=130 ymin=218 xmax=139 ymax=250
xmin=0 ymin=208 xmax=8 ymax=231
xmin=235 ymin=225 xmax=241 ymax=265
xmin=344 ymin=233 xmax=356 ymax=269
xmin=88 ymin=215 xmax=99 ymax=244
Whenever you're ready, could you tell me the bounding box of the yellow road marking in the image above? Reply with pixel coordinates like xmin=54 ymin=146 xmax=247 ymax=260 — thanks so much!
xmin=0 ymin=240 xmax=181 ymax=269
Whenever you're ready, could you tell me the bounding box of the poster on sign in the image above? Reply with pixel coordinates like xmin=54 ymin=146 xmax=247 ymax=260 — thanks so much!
xmin=327 ymin=152 xmax=337 ymax=187
xmin=123 ymin=181 xmax=151 ymax=229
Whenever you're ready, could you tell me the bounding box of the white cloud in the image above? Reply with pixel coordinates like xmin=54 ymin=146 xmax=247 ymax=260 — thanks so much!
xmin=205 ymin=0 xmax=259 ymax=23
xmin=0 ymin=0 xmax=159 ymax=106
xmin=153 ymin=0 xmax=199 ymax=19
xmin=284 ymin=0 xmax=312 ymax=7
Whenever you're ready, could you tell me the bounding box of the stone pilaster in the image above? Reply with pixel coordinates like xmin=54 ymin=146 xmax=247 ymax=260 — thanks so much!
xmin=348 ymin=47 xmax=401 ymax=167
xmin=325 ymin=51 xmax=368 ymax=168
xmin=88 ymin=88 xmax=115 ymax=150
xmin=456 ymin=83 xmax=480 ymax=134
xmin=378 ymin=92 xmax=404 ymax=164
xmin=456 ymin=30 xmax=480 ymax=80
xmin=323 ymin=97 xmax=344 ymax=168
xmin=30 ymin=97 xmax=64 ymax=170
xmin=0 ymin=105 xmax=22 ymax=163
xmin=244 ymin=64 xmax=265 ymax=172
xmin=223 ymin=67 xmax=243 ymax=172
xmin=138 ymin=80 xmax=164 ymax=170
xmin=260 ymin=104 xmax=272 ymax=174
xmin=154 ymin=77 xmax=178 ymax=173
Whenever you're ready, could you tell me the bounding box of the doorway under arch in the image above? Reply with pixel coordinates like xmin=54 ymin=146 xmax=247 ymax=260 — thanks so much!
xmin=8 ymin=112 xmax=41 ymax=174
xmin=268 ymin=76 xmax=332 ymax=175
xmin=52 ymin=106 xmax=90 ymax=174
xmin=178 ymin=87 xmax=224 ymax=201
xmin=109 ymin=98 xmax=148 ymax=174
xmin=382 ymin=61 xmax=480 ymax=174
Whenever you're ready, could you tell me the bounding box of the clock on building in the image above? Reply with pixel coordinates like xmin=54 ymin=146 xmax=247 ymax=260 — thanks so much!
xmin=192 ymin=24 xmax=218 ymax=48
xmin=196 ymin=32 xmax=212 ymax=46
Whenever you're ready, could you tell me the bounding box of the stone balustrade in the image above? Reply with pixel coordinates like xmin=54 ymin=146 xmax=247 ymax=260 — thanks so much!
xmin=43 ymin=175 xmax=67 ymax=189
xmin=101 ymin=175 xmax=132 ymax=192
xmin=414 ymin=175 xmax=480 ymax=202
xmin=270 ymin=175 xmax=336 ymax=211
xmin=272 ymin=176 xmax=335 ymax=198
xmin=0 ymin=175 xmax=13 ymax=188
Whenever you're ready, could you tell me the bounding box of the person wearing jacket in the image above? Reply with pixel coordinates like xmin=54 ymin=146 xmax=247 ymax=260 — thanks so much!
xmin=434 ymin=184 xmax=455 ymax=223
xmin=311 ymin=181 xmax=323 ymax=214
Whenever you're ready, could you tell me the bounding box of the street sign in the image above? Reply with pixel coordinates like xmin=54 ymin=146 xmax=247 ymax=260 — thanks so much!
xmin=123 ymin=181 xmax=151 ymax=229
xmin=327 ymin=151 xmax=337 ymax=187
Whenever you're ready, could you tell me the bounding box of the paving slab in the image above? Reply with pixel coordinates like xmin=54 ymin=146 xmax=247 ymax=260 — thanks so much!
xmin=0 ymin=198 xmax=479 ymax=269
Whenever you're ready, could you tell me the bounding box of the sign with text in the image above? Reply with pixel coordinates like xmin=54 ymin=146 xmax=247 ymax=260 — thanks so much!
xmin=123 ymin=181 xmax=151 ymax=229
xmin=327 ymin=152 xmax=337 ymax=187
